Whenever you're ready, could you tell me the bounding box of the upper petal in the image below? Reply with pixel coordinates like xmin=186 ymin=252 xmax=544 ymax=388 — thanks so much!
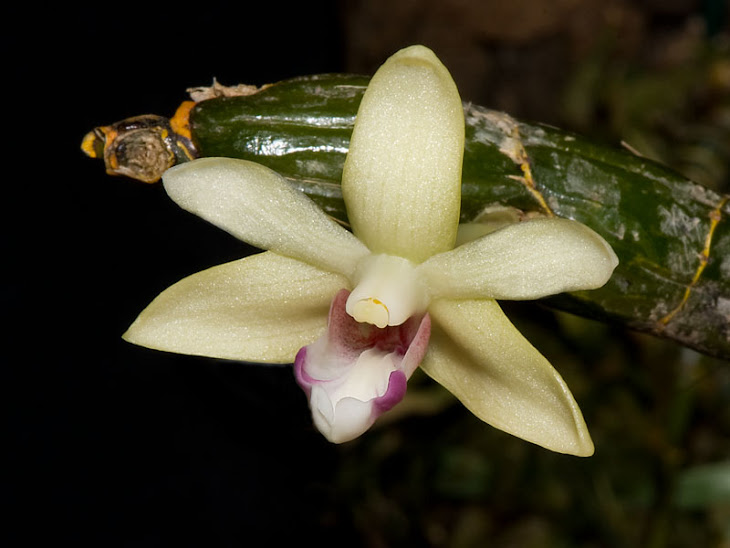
xmin=422 ymin=298 xmax=594 ymax=456
xmin=163 ymin=157 xmax=369 ymax=278
xmin=419 ymin=218 xmax=618 ymax=300
xmin=341 ymin=45 xmax=464 ymax=262
xmin=123 ymin=251 xmax=347 ymax=363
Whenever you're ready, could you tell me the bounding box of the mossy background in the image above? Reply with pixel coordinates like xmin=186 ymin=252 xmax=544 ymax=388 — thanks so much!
xmin=10 ymin=0 xmax=729 ymax=546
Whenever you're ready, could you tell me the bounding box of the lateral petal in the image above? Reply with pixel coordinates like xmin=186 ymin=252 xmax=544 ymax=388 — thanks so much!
xmin=123 ymin=252 xmax=347 ymax=363
xmin=341 ymin=45 xmax=464 ymax=263
xmin=163 ymin=157 xmax=369 ymax=278
xmin=419 ymin=218 xmax=618 ymax=300
xmin=422 ymin=298 xmax=594 ymax=456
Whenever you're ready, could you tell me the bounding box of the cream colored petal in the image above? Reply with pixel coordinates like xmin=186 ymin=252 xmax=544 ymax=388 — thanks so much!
xmin=341 ymin=45 xmax=464 ymax=263
xmin=422 ymin=298 xmax=594 ymax=456
xmin=163 ymin=157 xmax=369 ymax=278
xmin=123 ymin=251 xmax=348 ymax=363
xmin=419 ymin=218 xmax=618 ymax=300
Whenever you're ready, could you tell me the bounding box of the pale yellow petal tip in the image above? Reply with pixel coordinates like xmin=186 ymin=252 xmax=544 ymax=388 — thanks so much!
xmin=162 ymin=157 xmax=255 ymax=198
xmin=542 ymin=406 xmax=595 ymax=457
xmin=163 ymin=156 xmax=225 ymax=180
xmin=545 ymin=219 xmax=620 ymax=290
xmin=565 ymin=431 xmax=595 ymax=457
xmin=387 ymin=44 xmax=442 ymax=66
xmin=585 ymin=221 xmax=620 ymax=274
xmin=577 ymin=438 xmax=595 ymax=458
xmin=121 ymin=319 xmax=156 ymax=351
xmin=520 ymin=422 xmax=594 ymax=457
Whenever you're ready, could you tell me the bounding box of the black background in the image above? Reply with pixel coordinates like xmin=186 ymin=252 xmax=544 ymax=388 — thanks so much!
xmin=9 ymin=3 xmax=357 ymax=546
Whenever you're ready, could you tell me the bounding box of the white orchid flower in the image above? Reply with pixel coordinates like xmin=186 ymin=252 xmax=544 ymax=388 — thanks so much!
xmin=123 ymin=45 xmax=618 ymax=455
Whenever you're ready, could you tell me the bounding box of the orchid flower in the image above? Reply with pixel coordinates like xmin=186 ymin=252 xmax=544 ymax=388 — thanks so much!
xmin=123 ymin=45 xmax=618 ymax=455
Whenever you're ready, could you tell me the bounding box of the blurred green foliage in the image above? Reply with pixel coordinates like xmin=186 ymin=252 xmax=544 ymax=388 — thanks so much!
xmin=562 ymin=29 xmax=730 ymax=194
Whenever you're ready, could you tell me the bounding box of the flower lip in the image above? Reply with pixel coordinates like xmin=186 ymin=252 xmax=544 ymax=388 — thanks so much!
xmin=374 ymin=370 xmax=408 ymax=413
xmin=294 ymin=289 xmax=431 ymax=443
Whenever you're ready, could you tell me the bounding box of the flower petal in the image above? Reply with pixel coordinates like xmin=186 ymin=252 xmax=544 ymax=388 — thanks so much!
xmin=295 ymin=289 xmax=431 ymax=443
xmin=123 ymin=251 xmax=347 ymax=363
xmin=163 ymin=157 xmax=369 ymax=278
xmin=419 ymin=218 xmax=618 ymax=300
xmin=341 ymin=45 xmax=464 ymax=262
xmin=422 ymin=298 xmax=594 ymax=456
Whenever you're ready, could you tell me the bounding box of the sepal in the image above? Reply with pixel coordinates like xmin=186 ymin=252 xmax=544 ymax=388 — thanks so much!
xmin=423 ymin=298 xmax=594 ymax=456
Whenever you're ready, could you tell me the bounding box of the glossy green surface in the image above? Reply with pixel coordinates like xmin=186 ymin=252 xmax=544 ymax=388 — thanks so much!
xmin=190 ymin=75 xmax=729 ymax=359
